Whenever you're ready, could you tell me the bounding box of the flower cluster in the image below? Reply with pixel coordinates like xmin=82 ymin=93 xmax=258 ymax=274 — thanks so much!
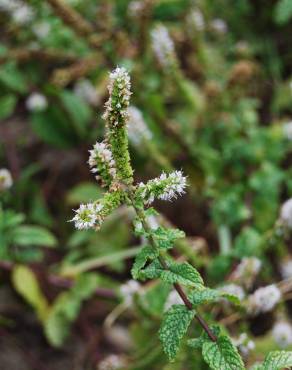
xmin=272 ymin=321 xmax=292 ymax=348
xmin=164 ymin=290 xmax=183 ymax=311
xmin=74 ymin=79 xmax=99 ymax=106
xmin=71 ymin=203 xmax=103 ymax=230
xmin=151 ymin=25 xmax=177 ymax=69
xmin=0 ymin=168 xmax=13 ymax=191
xmin=137 ymin=170 xmax=187 ymax=205
xmin=232 ymin=333 xmax=255 ymax=357
xmin=127 ymin=106 xmax=152 ymax=146
xmin=120 ymin=280 xmax=141 ymax=305
xmin=248 ymin=284 xmax=281 ymax=315
xmin=0 ymin=0 xmax=34 ymax=24
xmin=210 ymin=18 xmax=228 ymax=34
xmin=283 ymin=121 xmax=292 ymax=140
xmin=219 ymin=284 xmax=245 ymax=301
xmin=280 ymin=198 xmax=292 ymax=228
xmin=187 ymin=9 xmax=205 ymax=31
xmin=98 ymin=354 xmax=126 ymax=370
xmin=88 ymin=141 xmax=117 ymax=188
xmin=26 ymin=93 xmax=48 ymax=112
xmin=231 ymin=257 xmax=262 ymax=288
xmin=280 ymin=258 xmax=292 ymax=279
xmin=32 ymin=21 xmax=51 ymax=40
xmin=103 ymin=67 xmax=132 ymax=127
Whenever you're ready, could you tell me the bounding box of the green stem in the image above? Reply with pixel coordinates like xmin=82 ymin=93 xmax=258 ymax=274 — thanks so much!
xmin=60 ymin=245 xmax=141 ymax=277
xmin=128 ymin=191 xmax=217 ymax=342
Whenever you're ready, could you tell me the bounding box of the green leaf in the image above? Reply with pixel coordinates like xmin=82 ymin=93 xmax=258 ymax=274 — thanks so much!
xmin=261 ymin=351 xmax=292 ymax=370
xmin=59 ymin=90 xmax=92 ymax=137
xmin=12 ymin=265 xmax=49 ymax=321
xmin=12 ymin=225 xmax=57 ymax=247
xmin=161 ymin=262 xmax=204 ymax=287
xmin=66 ymin=182 xmax=103 ymax=205
xmin=0 ymin=62 xmax=27 ymax=93
xmin=159 ymin=304 xmax=196 ymax=361
xmin=153 ymin=227 xmax=185 ymax=250
xmin=188 ymin=287 xmax=241 ymax=307
xmin=0 ymin=94 xmax=17 ymax=120
xmin=274 ymin=0 xmax=292 ymax=24
xmin=202 ymin=335 xmax=245 ymax=370
xmin=44 ymin=274 xmax=99 ymax=347
xmin=30 ymin=107 xmax=76 ymax=148
xmin=138 ymin=281 xmax=171 ymax=316
xmin=131 ymin=245 xmax=159 ymax=279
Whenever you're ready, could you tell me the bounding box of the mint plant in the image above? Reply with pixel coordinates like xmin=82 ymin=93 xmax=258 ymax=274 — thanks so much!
xmin=71 ymin=66 xmax=291 ymax=369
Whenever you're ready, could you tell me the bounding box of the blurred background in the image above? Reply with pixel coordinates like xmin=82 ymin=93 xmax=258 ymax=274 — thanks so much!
xmin=0 ymin=0 xmax=292 ymax=369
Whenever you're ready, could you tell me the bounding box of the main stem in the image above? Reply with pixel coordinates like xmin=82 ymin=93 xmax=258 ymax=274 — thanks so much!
xmin=128 ymin=192 xmax=217 ymax=342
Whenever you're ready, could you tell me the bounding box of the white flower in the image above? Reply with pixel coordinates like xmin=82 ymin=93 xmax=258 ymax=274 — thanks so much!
xmin=151 ymin=24 xmax=176 ymax=68
xmin=0 ymin=0 xmax=20 ymax=12
xmin=103 ymin=67 xmax=132 ymax=126
xmin=26 ymin=93 xmax=48 ymax=112
xmin=232 ymin=257 xmax=262 ymax=287
xmin=128 ymin=0 xmax=144 ymax=17
xmin=187 ymin=9 xmax=205 ymax=31
xmin=138 ymin=170 xmax=187 ymax=204
xmin=12 ymin=4 xmax=34 ymax=24
xmin=272 ymin=321 xmax=292 ymax=348
xmin=210 ymin=18 xmax=228 ymax=34
xmin=248 ymin=284 xmax=281 ymax=315
xmin=71 ymin=203 xmax=103 ymax=230
xmin=232 ymin=333 xmax=255 ymax=357
xmin=88 ymin=141 xmax=116 ymax=187
xmin=127 ymin=106 xmax=152 ymax=146
xmin=98 ymin=354 xmax=125 ymax=370
xmin=0 ymin=168 xmax=13 ymax=190
xmin=74 ymin=79 xmax=99 ymax=106
xmin=283 ymin=121 xmax=292 ymax=140
xmin=280 ymin=258 xmax=292 ymax=279
xmin=120 ymin=280 xmax=140 ymax=305
xmin=280 ymin=198 xmax=292 ymax=228
xmin=235 ymin=41 xmax=249 ymax=55
xmin=219 ymin=284 xmax=245 ymax=301
xmin=164 ymin=290 xmax=182 ymax=311
xmin=32 ymin=22 xmax=51 ymax=39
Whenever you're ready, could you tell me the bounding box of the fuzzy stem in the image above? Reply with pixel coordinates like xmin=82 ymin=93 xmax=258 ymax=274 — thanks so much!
xmin=128 ymin=192 xmax=217 ymax=342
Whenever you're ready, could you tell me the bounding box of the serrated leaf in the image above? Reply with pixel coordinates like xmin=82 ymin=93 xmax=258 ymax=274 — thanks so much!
xmin=131 ymin=245 xmax=159 ymax=279
xmin=12 ymin=265 xmax=49 ymax=321
xmin=11 ymin=225 xmax=57 ymax=247
xmin=159 ymin=304 xmax=196 ymax=361
xmin=261 ymin=351 xmax=292 ymax=370
xmin=202 ymin=335 xmax=245 ymax=370
xmin=188 ymin=287 xmax=241 ymax=307
xmin=139 ymin=259 xmax=163 ymax=280
xmin=153 ymin=227 xmax=185 ymax=250
xmin=161 ymin=262 xmax=204 ymax=287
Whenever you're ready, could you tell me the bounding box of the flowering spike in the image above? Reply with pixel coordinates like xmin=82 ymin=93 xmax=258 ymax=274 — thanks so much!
xmin=0 ymin=168 xmax=13 ymax=191
xmin=151 ymin=24 xmax=177 ymax=69
xmin=127 ymin=106 xmax=152 ymax=146
xmin=103 ymin=67 xmax=133 ymax=184
xmin=248 ymin=284 xmax=281 ymax=315
xmin=103 ymin=66 xmax=132 ymax=127
xmin=136 ymin=170 xmax=187 ymax=205
xmin=88 ymin=141 xmax=117 ymax=188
